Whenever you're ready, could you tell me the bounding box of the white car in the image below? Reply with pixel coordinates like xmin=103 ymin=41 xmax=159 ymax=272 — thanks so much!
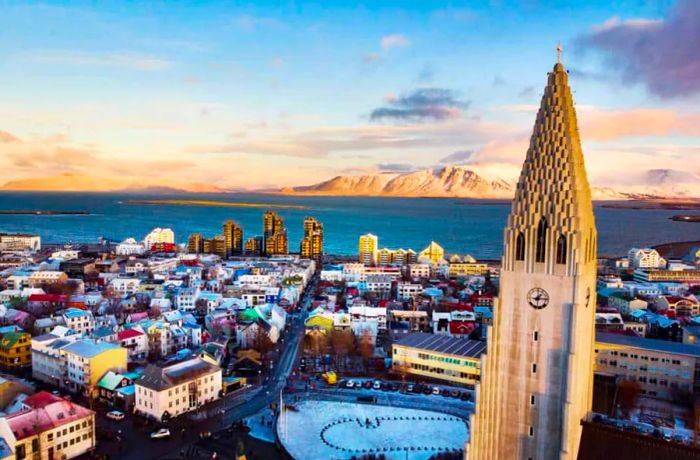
xmin=346 ymin=380 xmax=356 ymax=389
xmin=150 ymin=428 xmax=171 ymax=440
xmin=106 ymin=411 xmax=125 ymax=421
xmin=372 ymin=381 xmax=382 ymax=390
xmin=432 ymin=386 xmax=441 ymax=395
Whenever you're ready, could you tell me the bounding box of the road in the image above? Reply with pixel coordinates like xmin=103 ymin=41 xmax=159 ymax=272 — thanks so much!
xmin=91 ymin=275 xmax=317 ymax=460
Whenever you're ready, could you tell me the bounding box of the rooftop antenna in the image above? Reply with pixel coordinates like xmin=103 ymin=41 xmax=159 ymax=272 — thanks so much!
xmin=556 ymin=41 xmax=563 ymax=64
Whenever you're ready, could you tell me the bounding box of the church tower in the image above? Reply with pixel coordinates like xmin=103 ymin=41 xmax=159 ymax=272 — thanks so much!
xmin=466 ymin=51 xmax=597 ymax=460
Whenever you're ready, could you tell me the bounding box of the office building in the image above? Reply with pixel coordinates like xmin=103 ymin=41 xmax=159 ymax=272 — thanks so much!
xmin=300 ymin=216 xmax=323 ymax=262
xmin=358 ymin=233 xmax=379 ymax=265
xmin=187 ymin=233 xmax=204 ymax=254
xmin=223 ymin=220 xmax=244 ymax=257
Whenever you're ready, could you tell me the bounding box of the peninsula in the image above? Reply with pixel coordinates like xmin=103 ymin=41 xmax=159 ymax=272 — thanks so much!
xmin=124 ymin=199 xmax=307 ymax=210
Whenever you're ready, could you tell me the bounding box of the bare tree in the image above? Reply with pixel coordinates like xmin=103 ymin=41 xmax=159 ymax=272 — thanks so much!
xmin=616 ymin=378 xmax=641 ymax=418
xmin=357 ymin=329 xmax=374 ymax=360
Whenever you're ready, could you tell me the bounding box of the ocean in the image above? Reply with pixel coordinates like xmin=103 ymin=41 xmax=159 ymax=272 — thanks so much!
xmin=0 ymin=192 xmax=696 ymax=259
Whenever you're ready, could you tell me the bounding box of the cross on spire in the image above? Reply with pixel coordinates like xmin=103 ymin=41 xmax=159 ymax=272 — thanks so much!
xmin=556 ymin=42 xmax=563 ymax=64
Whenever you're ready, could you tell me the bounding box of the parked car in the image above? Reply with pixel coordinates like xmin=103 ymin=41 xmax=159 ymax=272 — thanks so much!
xmin=372 ymin=381 xmax=382 ymax=390
xmin=150 ymin=428 xmax=171 ymax=440
xmin=363 ymin=380 xmax=373 ymax=389
xmin=432 ymin=386 xmax=441 ymax=395
xmin=450 ymin=389 xmax=460 ymax=398
xmin=441 ymin=389 xmax=450 ymax=397
xmin=200 ymin=431 xmax=212 ymax=440
xmin=406 ymin=384 xmax=414 ymax=393
xmin=390 ymin=383 xmax=400 ymax=391
xmin=106 ymin=411 xmax=125 ymax=421
xmin=345 ymin=380 xmax=356 ymax=389
xmin=460 ymin=392 xmax=471 ymax=401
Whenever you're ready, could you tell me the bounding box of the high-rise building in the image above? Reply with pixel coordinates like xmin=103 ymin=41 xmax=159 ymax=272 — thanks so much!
xmin=143 ymin=227 xmax=175 ymax=249
xmin=263 ymin=210 xmax=288 ymax=255
xmin=187 ymin=233 xmax=204 ymax=254
xmin=300 ymin=216 xmax=324 ymax=262
xmin=358 ymin=233 xmax=379 ymax=265
xmin=467 ymin=55 xmax=597 ymax=459
xmin=210 ymin=235 xmax=227 ymax=259
xmin=223 ymin=220 xmax=244 ymax=257
xmin=244 ymin=236 xmax=264 ymax=256
xmin=265 ymin=229 xmax=288 ymax=256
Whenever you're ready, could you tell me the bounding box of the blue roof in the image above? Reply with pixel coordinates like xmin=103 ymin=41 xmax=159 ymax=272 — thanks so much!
xmin=116 ymin=384 xmax=135 ymax=395
xmin=64 ymin=339 xmax=122 ymax=358
xmin=92 ymin=325 xmax=114 ymax=338
xmin=0 ymin=437 xmax=12 ymax=458
xmin=64 ymin=307 xmax=91 ymax=318
xmin=597 ymin=332 xmax=700 ymax=358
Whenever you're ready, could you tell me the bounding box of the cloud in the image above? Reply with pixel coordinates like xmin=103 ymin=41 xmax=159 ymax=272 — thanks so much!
xmin=30 ymin=51 xmax=173 ymax=71
xmin=577 ymin=1 xmax=700 ymax=97
xmin=439 ymin=150 xmax=475 ymax=164
xmin=376 ymin=163 xmax=415 ymax=173
xmin=0 ymin=131 xmax=20 ymax=143
xmin=579 ymin=107 xmax=700 ymax=140
xmin=370 ymin=88 xmax=470 ymax=122
xmin=381 ymin=34 xmax=410 ymax=50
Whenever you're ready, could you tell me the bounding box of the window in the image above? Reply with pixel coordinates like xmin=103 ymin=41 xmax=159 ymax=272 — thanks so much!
xmin=529 ymin=426 xmax=534 ymax=437
xmin=533 ymin=331 xmax=539 ymax=342
xmin=530 ymin=395 xmax=535 ymax=406
xmin=535 ymin=218 xmax=548 ymax=263
xmin=532 ymin=363 xmax=537 ymax=373
xmin=555 ymin=234 xmax=567 ymax=264
xmin=515 ymin=232 xmax=525 ymax=261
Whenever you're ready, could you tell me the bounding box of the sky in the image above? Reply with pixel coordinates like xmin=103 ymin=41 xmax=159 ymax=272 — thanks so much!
xmin=0 ymin=0 xmax=698 ymax=191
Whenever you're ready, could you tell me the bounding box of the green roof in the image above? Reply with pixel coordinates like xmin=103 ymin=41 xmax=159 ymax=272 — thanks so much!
xmin=240 ymin=307 xmax=262 ymax=321
xmin=0 ymin=332 xmax=28 ymax=350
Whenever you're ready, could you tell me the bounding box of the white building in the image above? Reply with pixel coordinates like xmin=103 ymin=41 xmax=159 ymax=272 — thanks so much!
xmin=143 ymin=228 xmax=175 ymax=248
xmin=349 ymin=305 xmax=387 ymax=330
xmin=342 ymin=263 xmax=366 ymax=282
xmin=397 ymin=282 xmax=423 ymax=301
xmin=62 ymin=308 xmax=95 ymax=336
xmin=364 ymin=275 xmax=392 ymax=295
xmin=135 ymin=357 xmax=222 ymax=421
xmin=116 ymin=238 xmax=145 ymax=256
xmin=50 ymin=249 xmax=81 ymax=260
xmin=409 ymin=264 xmax=431 ymax=279
xmin=0 ymin=233 xmax=41 ymax=252
xmin=175 ymin=287 xmax=200 ymax=311
xmin=110 ymin=278 xmax=141 ymax=295
xmin=628 ymin=247 xmax=667 ymax=269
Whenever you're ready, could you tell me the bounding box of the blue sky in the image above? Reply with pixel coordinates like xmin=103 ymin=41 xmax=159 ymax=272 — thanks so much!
xmin=0 ymin=0 xmax=697 ymax=191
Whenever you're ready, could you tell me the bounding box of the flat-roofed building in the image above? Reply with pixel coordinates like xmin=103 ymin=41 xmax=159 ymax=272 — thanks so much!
xmin=391 ymin=332 xmax=485 ymax=386
xmin=135 ymin=357 xmax=222 ymax=420
xmin=595 ymin=332 xmax=700 ymax=400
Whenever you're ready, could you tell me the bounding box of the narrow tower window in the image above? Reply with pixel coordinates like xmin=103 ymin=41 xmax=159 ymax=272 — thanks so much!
xmin=535 ymin=218 xmax=548 ymax=263
xmin=531 ymin=363 xmax=537 ymax=374
xmin=515 ymin=232 xmax=525 ymax=261
xmin=529 ymin=426 xmax=535 ymax=437
xmin=555 ymin=234 xmax=567 ymax=264
xmin=530 ymin=395 xmax=536 ymax=406
xmin=533 ymin=331 xmax=539 ymax=342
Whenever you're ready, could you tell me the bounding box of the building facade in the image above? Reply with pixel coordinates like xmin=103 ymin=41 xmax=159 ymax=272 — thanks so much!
xmin=358 ymin=233 xmax=379 ymax=266
xmin=300 ymin=216 xmax=323 ymax=263
xmin=223 ymin=220 xmax=244 ymax=257
xmin=467 ymin=58 xmax=598 ymax=460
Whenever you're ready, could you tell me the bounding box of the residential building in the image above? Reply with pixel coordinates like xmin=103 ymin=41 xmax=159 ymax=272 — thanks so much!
xmin=392 ymin=332 xmax=484 ymax=386
xmin=5 ymin=392 xmax=95 ymax=460
xmin=409 ymin=263 xmax=431 ymax=279
xmin=263 ymin=211 xmax=287 ymax=255
xmin=223 ymin=220 xmax=244 ymax=257
xmin=117 ymin=328 xmax=149 ymax=362
xmin=115 ymin=238 xmax=145 ymax=256
xmin=349 ymin=305 xmax=387 ymax=330
xmin=58 ymin=259 xmax=96 ymax=279
xmin=418 ymin=241 xmax=445 ymax=265
xmin=143 ymin=227 xmax=175 ymax=249
xmin=134 ymin=357 xmax=222 ymax=420
xmin=657 ymin=295 xmax=700 ymax=317
xmin=61 ymin=308 xmax=95 ymax=336
xmin=397 ymin=282 xmax=423 ymax=301
xmin=187 ymin=233 xmax=204 ymax=254
xmin=607 ymin=293 xmax=648 ymax=315
xmin=448 ymin=262 xmax=489 ymax=277
xmin=358 ymin=233 xmax=379 ymax=266
xmin=109 ymin=277 xmax=141 ymax=295
xmin=244 ymin=236 xmax=263 ymax=256
xmin=595 ymin=332 xmax=700 ymax=400
xmin=628 ymin=248 xmax=667 ymax=269
xmin=28 ymin=271 xmax=68 ymax=288
xmin=468 ymin=59 xmax=598 ymax=459
xmin=0 ymin=233 xmax=41 ymax=252
xmin=62 ymin=340 xmax=128 ymax=395
xmin=300 ymin=216 xmax=323 ymax=263
xmin=0 ymin=332 xmax=31 ymax=370
xmin=633 ymin=269 xmax=700 ymax=284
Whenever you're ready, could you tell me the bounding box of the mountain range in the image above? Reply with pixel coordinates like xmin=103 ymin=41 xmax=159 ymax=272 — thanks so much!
xmin=280 ymin=166 xmax=700 ymax=200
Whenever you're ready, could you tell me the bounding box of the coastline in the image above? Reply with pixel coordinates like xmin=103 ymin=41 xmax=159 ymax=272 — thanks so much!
xmin=123 ymin=199 xmax=307 ymax=210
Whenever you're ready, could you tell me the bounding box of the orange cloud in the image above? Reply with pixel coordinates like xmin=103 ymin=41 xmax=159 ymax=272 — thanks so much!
xmin=579 ymin=108 xmax=700 ymax=140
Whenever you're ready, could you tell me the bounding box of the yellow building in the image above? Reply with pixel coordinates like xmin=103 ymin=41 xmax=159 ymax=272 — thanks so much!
xmin=62 ymin=340 xmax=128 ymax=395
xmin=244 ymin=236 xmax=263 ymax=256
xmin=300 ymin=216 xmax=324 ymax=262
xmin=0 ymin=332 xmax=31 ymax=370
xmin=418 ymin=241 xmax=445 ymax=265
xmin=358 ymin=233 xmax=378 ymax=265
xmin=392 ymin=332 xmax=484 ymax=386
xmin=187 ymin=233 xmax=204 ymax=254
xmin=304 ymin=308 xmax=335 ymax=334
xmin=448 ymin=262 xmax=489 ymax=277
xmin=223 ymin=219 xmax=244 ymax=257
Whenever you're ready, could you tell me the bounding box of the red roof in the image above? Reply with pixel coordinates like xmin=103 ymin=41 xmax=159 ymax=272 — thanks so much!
xmin=449 ymin=321 xmax=477 ymax=335
xmin=23 ymin=391 xmax=62 ymax=409
xmin=7 ymin=391 xmax=93 ymax=440
xmin=118 ymin=328 xmax=144 ymax=340
xmin=28 ymin=294 xmax=67 ymax=303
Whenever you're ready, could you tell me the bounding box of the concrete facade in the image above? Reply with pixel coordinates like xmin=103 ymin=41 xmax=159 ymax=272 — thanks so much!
xmin=467 ymin=60 xmax=598 ymax=460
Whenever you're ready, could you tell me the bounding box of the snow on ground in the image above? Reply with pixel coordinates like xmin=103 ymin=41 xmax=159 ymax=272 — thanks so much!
xmin=245 ymin=406 xmax=276 ymax=443
xmin=278 ymin=400 xmax=468 ymax=460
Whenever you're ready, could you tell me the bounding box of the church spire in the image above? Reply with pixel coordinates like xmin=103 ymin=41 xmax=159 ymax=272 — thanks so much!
xmin=503 ymin=51 xmax=596 ymax=275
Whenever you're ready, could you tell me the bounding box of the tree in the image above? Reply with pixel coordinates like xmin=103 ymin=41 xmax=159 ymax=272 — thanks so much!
xmin=195 ymin=298 xmax=210 ymax=316
xmin=330 ymin=329 xmax=353 ymax=369
xmin=305 ymin=331 xmax=327 ymax=357
xmin=252 ymin=327 xmax=274 ymax=356
xmin=616 ymin=378 xmax=641 ymax=418
xmin=357 ymin=329 xmax=374 ymax=360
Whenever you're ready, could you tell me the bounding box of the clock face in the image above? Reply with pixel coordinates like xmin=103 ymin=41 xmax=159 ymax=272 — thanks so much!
xmin=528 ymin=288 xmax=549 ymax=309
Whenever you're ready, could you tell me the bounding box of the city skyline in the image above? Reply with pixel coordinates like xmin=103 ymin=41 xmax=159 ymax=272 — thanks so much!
xmin=0 ymin=1 xmax=698 ymax=192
